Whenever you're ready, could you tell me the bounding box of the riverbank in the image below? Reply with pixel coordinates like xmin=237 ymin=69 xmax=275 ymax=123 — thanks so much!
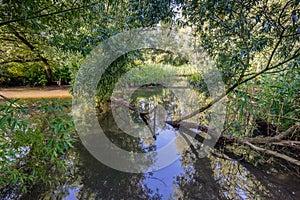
xmin=0 ymin=86 xmax=72 ymax=99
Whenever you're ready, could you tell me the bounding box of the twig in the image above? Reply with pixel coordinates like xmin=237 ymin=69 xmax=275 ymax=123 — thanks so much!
xmin=270 ymin=140 xmax=300 ymax=150
xmin=0 ymin=58 xmax=41 ymax=65
xmin=244 ymin=141 xmax=300 ymax=166
xmin=0 ymin=94 xmax=12 ymax=103
xmin=277 ymin=1 xmax=291 ymax=30
xmin=0 ymin=3 xmax=98 ymax=27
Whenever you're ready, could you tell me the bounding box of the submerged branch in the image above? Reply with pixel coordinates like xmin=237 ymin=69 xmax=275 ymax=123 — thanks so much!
xmin=111 ymin=97 xmax=157 ymax=139
xmin=111 ymin=97 xmax=156 ymax=116
xmin=109 ymin=96 xmax=300 ymax=165
xmin=167 ymin=120 xmax=300 ymax=166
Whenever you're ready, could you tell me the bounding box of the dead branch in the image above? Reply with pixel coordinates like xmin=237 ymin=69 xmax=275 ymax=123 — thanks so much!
xmin=244 ymin=141 xmax=300 ymax=166
xmin=110 ymin=97 xmax=157 ymax=139
xmin=222 ymin=123 xmax=300 ymax=144
xmin=166 ymin=121 xmax=300 ymax=145
xmin=270 ymin=140 xmax=300 ymax=150
xmin=166 ymin=120 xmax=300 ymax=165
xmin=165 ymin=120 xmax=208 ymax=132
xmin=111 ymin=97 xmax=138 ymax=112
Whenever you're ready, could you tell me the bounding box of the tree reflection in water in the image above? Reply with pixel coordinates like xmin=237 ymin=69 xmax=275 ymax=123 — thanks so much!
xmin=171 ymin=149 xmax=271 ymax=199
xmin=18 ymin=87 xmax=300 ymax=199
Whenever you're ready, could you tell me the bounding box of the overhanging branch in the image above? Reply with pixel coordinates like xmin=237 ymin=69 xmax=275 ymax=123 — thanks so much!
xmin=0 ymin=58 xmax=41 ymax=65
xmin=178 ymin=50 xmax=300 ymax=122
xmin=7 ymin=25 xmax=53 ymax=81
xmin=0 ymin=3 xmax=98 ymax=27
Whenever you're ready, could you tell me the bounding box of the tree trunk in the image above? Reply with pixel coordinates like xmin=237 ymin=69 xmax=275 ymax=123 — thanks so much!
xmin=8 ymin=25 xmax=53 ymax=82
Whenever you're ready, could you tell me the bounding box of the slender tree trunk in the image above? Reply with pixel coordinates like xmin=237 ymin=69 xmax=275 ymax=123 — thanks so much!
xmin=8 ymin=25 xmax=53 ymax=82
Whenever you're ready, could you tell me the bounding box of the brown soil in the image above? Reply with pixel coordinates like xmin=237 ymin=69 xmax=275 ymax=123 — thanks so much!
xmin=0 ymin=86 xmax=72 ymax=99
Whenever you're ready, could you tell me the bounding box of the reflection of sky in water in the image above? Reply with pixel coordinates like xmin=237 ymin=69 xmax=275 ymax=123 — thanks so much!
xmin=60 ymin=186 xmax=81 ymax=200
xmin=140 ymin=129 xmax=176 ymax=149
xmin=143 ymin=159 xmax=185 ymax=199
xmin=6 ymin=87 xmax=300 ymax=199
xmin=18 ymin=127 xmax=299 ymax=200
xmin=51 ymin=87 xmax=299 ymax=200
xmin=212 ymin=159 xmax=272 ymax=199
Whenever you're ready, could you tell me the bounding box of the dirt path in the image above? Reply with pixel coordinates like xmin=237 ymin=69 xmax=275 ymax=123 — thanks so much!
xmin=0 ymin=86 xmax=72 ymax=99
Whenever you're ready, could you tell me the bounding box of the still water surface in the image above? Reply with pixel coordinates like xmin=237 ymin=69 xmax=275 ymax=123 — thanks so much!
xmin=3 ymin=86 xmax=300 ymax=199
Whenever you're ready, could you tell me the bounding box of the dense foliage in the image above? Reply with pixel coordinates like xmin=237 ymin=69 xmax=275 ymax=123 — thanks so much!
xmin=0 ymin=0 xmax=174 ymax=86
xmin=0 ymin=99 xmax=75 ymax=193
xmin=0 ymin=0 xmax=299 ymax=194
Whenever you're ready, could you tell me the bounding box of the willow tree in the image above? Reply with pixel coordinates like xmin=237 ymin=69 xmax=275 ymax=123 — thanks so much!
xmin=0 ymin=0 xmax=174 ymax=85
xmin=167 ymin=0 xmax=300 ymax=168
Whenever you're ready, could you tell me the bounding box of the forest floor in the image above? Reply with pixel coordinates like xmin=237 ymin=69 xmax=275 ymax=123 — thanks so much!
xmin=0 ymin=85 xmax=71 ymax=99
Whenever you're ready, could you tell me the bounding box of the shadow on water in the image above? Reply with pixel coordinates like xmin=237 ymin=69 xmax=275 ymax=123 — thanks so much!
xmin=21 ymin=134 xmax=300 ymax=199
xmin=4 ymin=86 xmax=300 ymax=200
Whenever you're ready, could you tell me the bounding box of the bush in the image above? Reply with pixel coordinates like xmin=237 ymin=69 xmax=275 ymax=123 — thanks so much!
xmin=0 ymin=99 xmax=76 ymax=193
xmin=224 ymin=69 xmax=300 ymax=138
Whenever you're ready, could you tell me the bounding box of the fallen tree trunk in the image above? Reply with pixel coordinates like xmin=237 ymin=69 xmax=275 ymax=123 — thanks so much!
xmin=166 ymin=120 xmax=300 ymax=166
xmin=221 ymin=124 xmax=300 ymax=144
xmin=110 ymin=97 xmax=300 ymax=166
